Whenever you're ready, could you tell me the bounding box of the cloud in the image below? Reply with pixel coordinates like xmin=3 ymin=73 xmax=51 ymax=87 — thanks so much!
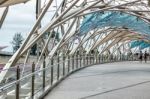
xmin=0 ymin=0 xmax=62 ymax=52
xmin=0 ymin=0 xmax=36 ymax=52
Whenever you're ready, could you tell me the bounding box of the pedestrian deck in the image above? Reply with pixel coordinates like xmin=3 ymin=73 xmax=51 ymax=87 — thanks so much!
xmin=45 ymin=61 xmax=150 ymax=99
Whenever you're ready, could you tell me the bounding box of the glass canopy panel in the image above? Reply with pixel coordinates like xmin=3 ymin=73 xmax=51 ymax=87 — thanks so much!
xmin=140 ymin=42 xmax=150 ymax=49
xmin=80 ymin=11 xmax=150 ymax=37
xmin=131 ymin=41 xmax=145 ymax=48
xmin=131 ymin=41 xmax=150 ymax=49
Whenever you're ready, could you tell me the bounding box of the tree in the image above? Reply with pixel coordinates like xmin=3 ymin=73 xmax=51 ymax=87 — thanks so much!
xmin=31 ymin=44 xmax=37 ymax=55
xmin=11 ymin=33 xmax=23 ymax=53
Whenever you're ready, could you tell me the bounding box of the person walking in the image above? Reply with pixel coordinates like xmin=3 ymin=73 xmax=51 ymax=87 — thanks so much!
xmin=144 ymin=51 xmax=149 ymax=63
xmin=139 ymin=51 xmax=143 ymax=62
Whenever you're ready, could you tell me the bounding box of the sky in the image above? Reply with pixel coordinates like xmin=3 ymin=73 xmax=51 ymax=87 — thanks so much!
xmin=0 ymin=0 xmax=36 ymax=52
xmin=1 ymin=0 xmax=82 ymax=52
xmin=0 ymin=0 xmax=62 ymax=52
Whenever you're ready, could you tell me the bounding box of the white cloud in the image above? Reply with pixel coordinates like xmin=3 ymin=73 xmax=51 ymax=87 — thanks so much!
xmin=0 ymin=0 xmax=61 ymax=52
xmin=0 ymin=0 xmax=36 ymax=52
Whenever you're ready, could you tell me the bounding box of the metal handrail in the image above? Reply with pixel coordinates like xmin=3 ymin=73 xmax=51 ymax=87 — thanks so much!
xmin=0 ymin=56 xmax=79 ymax=89
xmin=0 ymin=54 xmax=130 ymax=99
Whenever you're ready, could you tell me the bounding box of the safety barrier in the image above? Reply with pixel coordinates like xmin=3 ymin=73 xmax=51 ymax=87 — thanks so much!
xmin=0 ymin=54 xmax=131 ymax=99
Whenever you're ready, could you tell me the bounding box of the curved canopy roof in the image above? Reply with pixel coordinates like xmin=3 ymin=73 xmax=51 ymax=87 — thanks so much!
xmin=79 ymin=10 xmax=150 ymax=49
xmin=80 ymin=11 xmax=150 ymax=37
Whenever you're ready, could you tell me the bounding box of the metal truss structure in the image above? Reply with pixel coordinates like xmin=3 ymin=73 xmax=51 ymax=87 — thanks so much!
xmin=0 ymin=0 xmax=150 ymax=90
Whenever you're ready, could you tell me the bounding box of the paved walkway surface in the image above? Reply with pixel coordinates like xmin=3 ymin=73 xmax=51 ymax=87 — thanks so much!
xmin=45 ymin=61 xmax=150 ymax=99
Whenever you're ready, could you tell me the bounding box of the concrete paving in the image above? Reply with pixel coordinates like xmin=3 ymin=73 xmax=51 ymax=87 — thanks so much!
xmin=45 ymin=61 xmax=150 ymax=99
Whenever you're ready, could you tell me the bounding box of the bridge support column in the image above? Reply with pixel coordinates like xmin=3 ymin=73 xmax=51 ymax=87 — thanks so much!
xmin=16 ymin=66 xmax=20 ymax=99
xmin=31 ymin=62 xmax=35 ymax=99
xmin=96 ymin=54 xmax=98 ymax=64
xmin=57 ymin=56 xmax=60 ymax=80
xmin=79 ymin=54 xmax=82 ymax=68
xmin=102 ymin=54 xmax=103 ymax=63
xmin=63 ymin=55 xmax=65 ymax=76
xmin=83 ymin=54 xmax=85 ymax=66
xmin=76 ymin=54 xmax=78 ymax=69
xmin=51 ymin=58 xmax=53 ymax=85
xmin=87 ymin=55 xmax=88 ymax=65
xmin=68 ymin=55 xmax=70 ymax=73
xmin=99 ymin=55 xmax=100 ymax=64
xmin=91 ymin=54 xmax=94 ymax=64
xmin=93 ymin=54 xmax=94 ymax=64
xmin=72 ymin=55 xmax=74 ymax=71
xmin=90 ymin=54 xmax=92 ymax=65
xmin=43 ymin=58 xmax=46 ymax=90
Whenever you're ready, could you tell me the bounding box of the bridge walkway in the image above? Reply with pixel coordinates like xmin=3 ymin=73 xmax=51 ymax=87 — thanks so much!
xmin=45 ymin=61 xmax=150 ymax=99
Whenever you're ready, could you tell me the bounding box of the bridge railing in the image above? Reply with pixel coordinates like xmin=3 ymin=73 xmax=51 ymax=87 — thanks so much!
xmin=0 ymin=54 xmax=130 ymax=99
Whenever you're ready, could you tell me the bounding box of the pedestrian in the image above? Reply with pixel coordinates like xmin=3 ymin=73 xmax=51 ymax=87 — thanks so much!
xmin=144 ymin=51 xmax=148 ymax=63
xmin=139 ymin=51 xmax=143 ymax=62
